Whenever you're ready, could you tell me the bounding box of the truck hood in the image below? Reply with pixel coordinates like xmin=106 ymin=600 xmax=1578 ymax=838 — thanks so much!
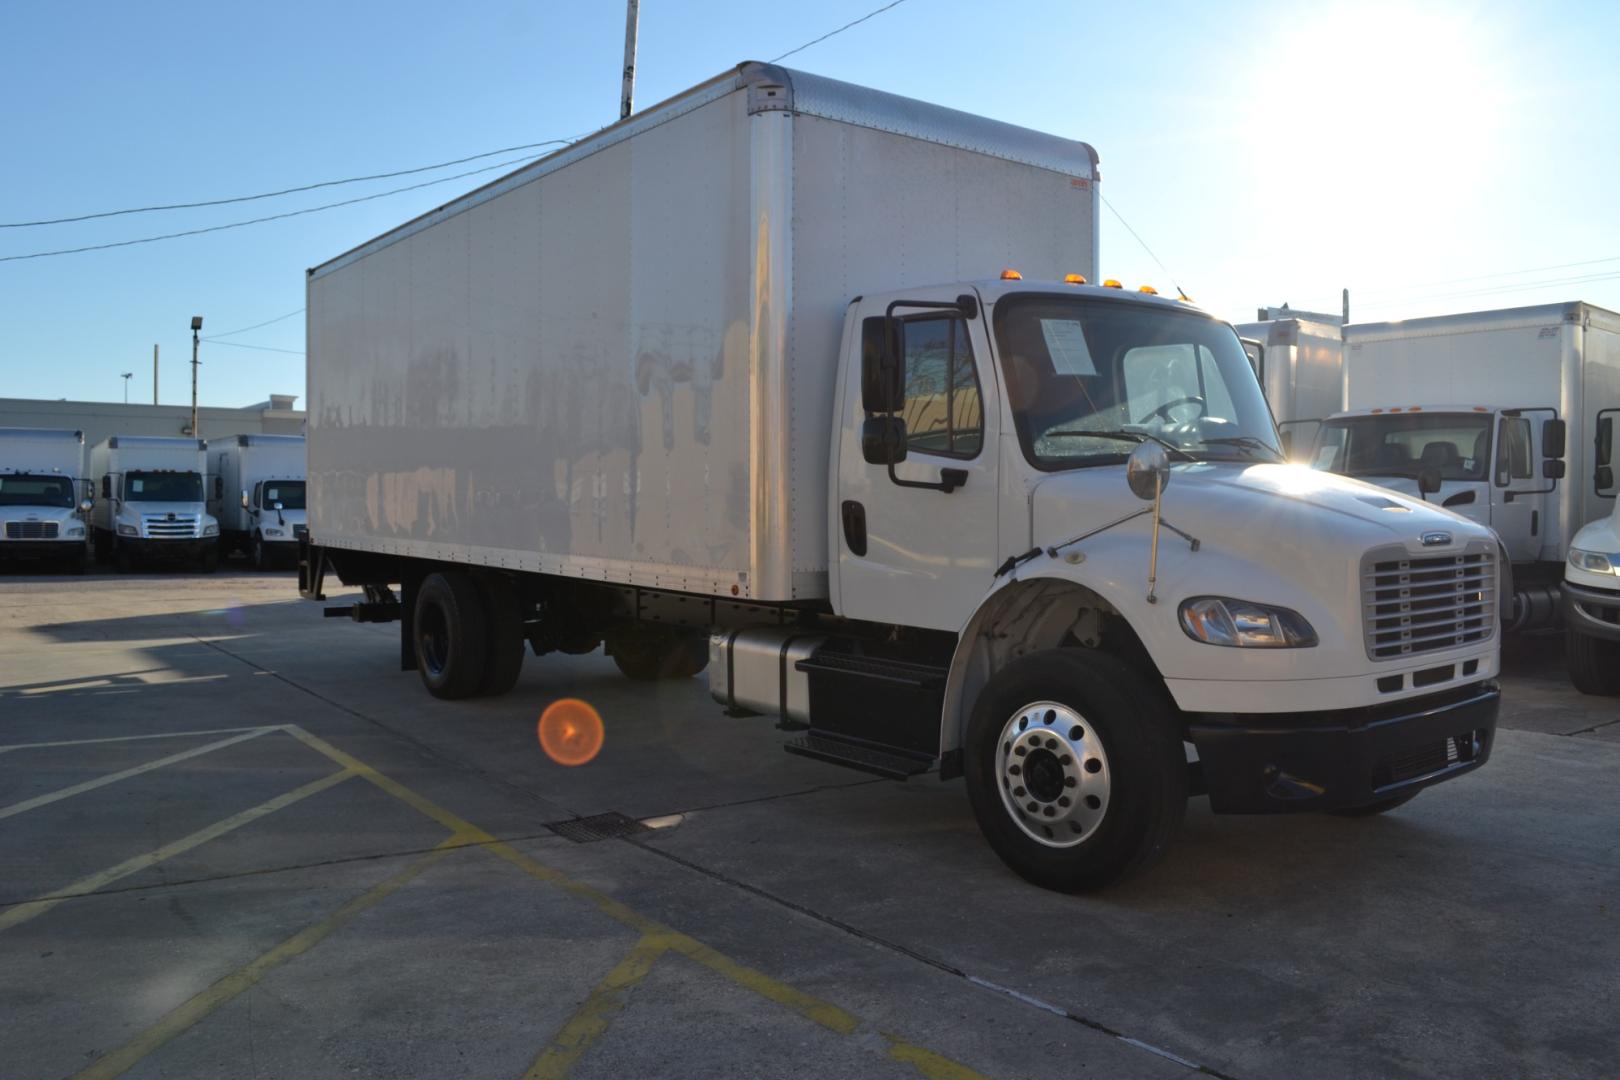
xmin=1030 ymin=461 xmax=1493 ymax=556
xmin=121 ymin=501 xmax=208 ymax=518
xmin=0 ymin=505 xmax=79 ymax=523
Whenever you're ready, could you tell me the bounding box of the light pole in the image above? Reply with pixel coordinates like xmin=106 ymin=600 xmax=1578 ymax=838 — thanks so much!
xmin=190 ymin=315 xmax=203 ymax=437
xmin=120 ymin=372 xmax=133 ymax=403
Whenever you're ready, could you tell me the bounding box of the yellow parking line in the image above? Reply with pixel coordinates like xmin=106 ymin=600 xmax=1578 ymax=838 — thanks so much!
xmin=523 ymin=934 xmax=673 ymax=1080
xmin=0 ymin=728 xmax=274 ymax=821
xmin=886 ymin=1039 xmax=993 ymax=1080
xmin=0 ymin=768 xmax=355 ymax=933
xmin=0 ymin=725 xmax=280 ymax=755
xmin=70 ymin=839 xmax=460 ymax=1080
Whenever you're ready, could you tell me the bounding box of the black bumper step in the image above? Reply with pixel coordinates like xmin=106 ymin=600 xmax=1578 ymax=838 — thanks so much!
xmin=794 ymin=651 xmax=947 ymax=689
xmin=785 ymin=733 xmax=934 ymax=780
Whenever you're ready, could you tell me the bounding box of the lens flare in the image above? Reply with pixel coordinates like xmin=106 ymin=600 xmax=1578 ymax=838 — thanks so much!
xmin=538 ymin=698 xmax=604 ymax=767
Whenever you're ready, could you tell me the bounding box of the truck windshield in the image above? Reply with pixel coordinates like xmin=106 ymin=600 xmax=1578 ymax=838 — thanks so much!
xmin=1311 ymin=414 xmax=1490 ymax=482
xmin=993 ymin=296 xmax=1281 ymax=469
xmin=124 ymin=471 xmax=203 ymax=502
xmin=262 ymin=480 xmax=305 ymax=509
xmin=0 ymin=474 xmax=76 ymax=508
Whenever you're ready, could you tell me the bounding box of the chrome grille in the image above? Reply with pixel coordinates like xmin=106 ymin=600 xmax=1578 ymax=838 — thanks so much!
xmin=1362 ymin=543 xmax=1495 ymax=660
xmin=5 ymin=521 xmax=59 ymax=539
xmin=143 ymin=514 xmax=198 ymax=538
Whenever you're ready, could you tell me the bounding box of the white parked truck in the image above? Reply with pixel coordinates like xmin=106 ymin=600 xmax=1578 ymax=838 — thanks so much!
xmin=1232 ymin=316 xmax=1344 ymax=457
xmin=208 ymin=434 xmax=307 ymax=568
xmin=0 ymin=427 xmax=91 ymax=571
xmin=1308 ymin=302 xmax=1620 ymax=630
xmin=300 ymin=63 xmax=1502 ymax=891
xmin=90 ymin=435 xmax=219 ymax=571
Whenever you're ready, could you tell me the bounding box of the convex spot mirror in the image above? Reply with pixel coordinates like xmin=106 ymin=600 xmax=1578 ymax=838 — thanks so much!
xmin=1126 ymin=441 xmax=1171 ymax=500
xmin=273 ymin=501 xmax=284 ymax=511
xmin=1543 ymin=459 xmax=1566 ymax=480
xmin=78 ymin=498 xmax=93 ymax=513
xmin=240 ymin=490 xmax=250 ymax=509
xmin=861 ymin=416 xmax=908 ymax=466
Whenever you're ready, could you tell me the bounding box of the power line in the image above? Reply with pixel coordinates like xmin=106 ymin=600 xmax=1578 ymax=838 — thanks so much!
xmin=769 ymin=0 xmax=911 ymax=63
xmin=204 ymin=308 xmax=305 ymax=341
xmin=0 ymin=152 xmax=545 ymax=264
xmin=201 ymin=340 xmax=304 ymax=356
xmin=1100 ymin=193 xmax=1186 ymax=298
xmin=0 ymin=141 xmax=575 ymax=229
xmin=1354 ymin=268 xmax=1620 ymax=313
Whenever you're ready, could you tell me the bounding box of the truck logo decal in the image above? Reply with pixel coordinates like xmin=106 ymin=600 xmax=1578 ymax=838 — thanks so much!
xmin=1421 ymin=531 xmax=1452 ymax=547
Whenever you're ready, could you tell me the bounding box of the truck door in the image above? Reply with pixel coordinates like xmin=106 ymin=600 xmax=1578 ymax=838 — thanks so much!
xmin=1490 ymin=411 xmax=1542 ymax=563
xmin=836 ymin=293 xmax=1001 ymax=630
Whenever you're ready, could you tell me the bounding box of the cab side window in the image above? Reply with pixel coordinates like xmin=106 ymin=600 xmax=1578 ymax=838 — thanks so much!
xmin=898 ymin=317 xmax=982 ymax=458
xmin=1496 ymin=417 xmax=1531 ymax=484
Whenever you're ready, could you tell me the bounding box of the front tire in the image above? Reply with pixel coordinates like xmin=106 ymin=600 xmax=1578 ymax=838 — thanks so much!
xmin=1567 ymin=628 xmax=1620 ymax=696
xmin=413 ymin=571 xmax=489 ymax=699
xmin=199 ymin=545 xmax=219 ymax=573
xmin=965 ymin=649 xmax=1186 ymax=893
xmin=252 ymin=533 xmax=267 ymax=571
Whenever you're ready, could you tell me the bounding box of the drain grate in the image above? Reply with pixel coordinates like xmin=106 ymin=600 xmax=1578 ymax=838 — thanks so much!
xmin=548 ymin=812 xmax=651 ymax=843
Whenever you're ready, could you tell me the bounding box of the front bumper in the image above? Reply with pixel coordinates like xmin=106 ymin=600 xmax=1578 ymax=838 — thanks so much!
xmin=1187 ymin=682 xmax=1499 ymax=813
xmin=121 ymin=537 xmax=214 ymax=561
xmin=0 ymin=539 xmax=86 ymax=561
xmin=1562 ymin=580 xmax=1620 ymax=644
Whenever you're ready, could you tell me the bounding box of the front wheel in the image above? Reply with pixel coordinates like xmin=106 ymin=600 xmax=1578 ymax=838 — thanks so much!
xmin=1567 ymin=628 xmax=1620 ymax=696
xmin=964 ymin=649 xmax=1187 ymax=893
xmin=252 ymin=534 xmax=267 ymax=570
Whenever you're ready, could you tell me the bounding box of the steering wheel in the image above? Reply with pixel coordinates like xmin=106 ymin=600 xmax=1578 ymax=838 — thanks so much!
xmin=1139 ymin=395 xmax=1206 ymax=426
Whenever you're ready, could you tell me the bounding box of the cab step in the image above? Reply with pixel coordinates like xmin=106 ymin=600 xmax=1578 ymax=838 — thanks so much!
xmin=784 ymin=733 xmax=934 ymax=780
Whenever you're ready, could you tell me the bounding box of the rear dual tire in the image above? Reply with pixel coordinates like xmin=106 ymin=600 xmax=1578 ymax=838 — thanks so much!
xmin=412 ymin=570 xmax=525 ymax=700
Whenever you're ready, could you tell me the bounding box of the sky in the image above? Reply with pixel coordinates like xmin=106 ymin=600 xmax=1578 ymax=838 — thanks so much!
xmin=3 ymin=0 xmax=1618 ymax=408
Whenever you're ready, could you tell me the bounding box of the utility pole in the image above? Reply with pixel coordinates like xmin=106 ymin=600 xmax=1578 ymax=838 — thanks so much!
xmin=121 ymin=372 xmax=133 ymax=403
xmin=1342 ymin=288 xmax=1350 ymax=326
xmin=153 ymin=344 xmax=159 ymax=405
xmin=621 ymin=0 xmax=639 ymax=120
xmin=190 ymin=316 xmax=203 ymax=437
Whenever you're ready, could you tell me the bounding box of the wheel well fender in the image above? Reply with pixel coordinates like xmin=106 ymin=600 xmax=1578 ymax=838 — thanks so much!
xmin=939 ymin=575 xmax=1160 ymax=762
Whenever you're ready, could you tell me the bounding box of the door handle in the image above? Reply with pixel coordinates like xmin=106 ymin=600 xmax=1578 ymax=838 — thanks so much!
xmin=841 ymin=500 xmax=868 ymax=556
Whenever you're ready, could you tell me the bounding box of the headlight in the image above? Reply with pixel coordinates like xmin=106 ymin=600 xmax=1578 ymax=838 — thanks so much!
xmin=65 ymin=525 xmax=84 ymax=537
xmin=1569 ymin=548 xmax=1618 ymax=575
xmin=203 ymin=523 xmax=219 ymax=536
xmin=117 ymin=523 xmax=138 ymax=537
xmin=1180 ymin=596 xmax=1318 ymax=648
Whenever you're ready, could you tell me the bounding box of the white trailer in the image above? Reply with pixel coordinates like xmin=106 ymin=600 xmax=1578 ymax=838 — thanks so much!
xmin=89 ymin=435 xmax=218 ymax=571
xmin=1232 ymin=317 xmax=1344 ymax=457
xmin=0 ymin=427 xmax=91 ymax=571
xmin=302 ymin=62 xmax=1502 ymax=891
xmin=208 ymin=434 xmax=306 ymax=568
xmin=1308 ymin=302 xmax=1620 ymax=628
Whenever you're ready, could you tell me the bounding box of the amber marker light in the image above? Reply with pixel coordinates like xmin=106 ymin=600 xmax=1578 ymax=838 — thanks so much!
xmin=1102 ymin=279 xmax=1123 ymax=289
xmin=538 ymin=698 xmax=605 ymax=766
xmin=1000 ymin=268 xmax=1023 ymax=280
xmin=1063 ymin=274 xmax=1087 ymax=284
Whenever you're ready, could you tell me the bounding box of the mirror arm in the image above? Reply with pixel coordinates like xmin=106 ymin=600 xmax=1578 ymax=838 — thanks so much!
xmin=886 ymin=459 xmax=966 ymax=493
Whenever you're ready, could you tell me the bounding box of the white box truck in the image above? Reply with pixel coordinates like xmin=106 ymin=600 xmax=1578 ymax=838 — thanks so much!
xmin=301 ymin=63 xmax=1502 ymax=891
xmin=1564 ymin=497 xmax=1620 ymax=694
xmin=1308 ymin=302 xmax=1620 ymax=630
xmin=208 ymin=434 xmax=306 ymax=568
xmin=1232 ymin=316 xmax=1344 ymax=457
xmin=89 ymin=435 xmax=219 ymax=571
xmin=0 ymin=427 xmax=92 ymax=572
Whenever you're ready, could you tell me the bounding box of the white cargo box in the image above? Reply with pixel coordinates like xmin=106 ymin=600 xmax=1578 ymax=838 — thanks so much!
xmin=307 ymin=62 xmax=1099 ymax=601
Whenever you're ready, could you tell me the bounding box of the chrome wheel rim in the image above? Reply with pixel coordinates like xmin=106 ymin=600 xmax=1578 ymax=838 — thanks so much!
xmin=994 ymin=700 xmax=1111 ymax=848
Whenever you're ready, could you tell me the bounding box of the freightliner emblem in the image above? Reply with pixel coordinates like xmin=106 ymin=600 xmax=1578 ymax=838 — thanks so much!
xmin=1420 ymin=531 xmax=1452 ymax=547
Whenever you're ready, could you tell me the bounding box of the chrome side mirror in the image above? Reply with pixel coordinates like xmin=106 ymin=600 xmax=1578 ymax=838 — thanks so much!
xmin=273 ymin=501 xmax=284 ymax=511
xmin=79 ymin=498 xmax=93 ymax=513
xmin=1126 ymin=441 xmax=1171 ymax=500
xmin=240 ymin=489 xmax=250 ymax=509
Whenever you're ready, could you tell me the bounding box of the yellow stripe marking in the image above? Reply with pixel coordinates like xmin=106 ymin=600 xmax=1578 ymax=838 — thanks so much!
xmin=0 ymin=725 xmax=278 ymax=754
xmin=0 ymin=728 xmax=273 ymax=821
xmin=523 ymin=935 xmax=672 ymax=1080
xmin=70 ymin=840 xmax=459 ymax=1080
xmin=886 ymin=1038 xmax=994 ymax=1080
xmin=0 ymin=769 xmax=355 ymax=933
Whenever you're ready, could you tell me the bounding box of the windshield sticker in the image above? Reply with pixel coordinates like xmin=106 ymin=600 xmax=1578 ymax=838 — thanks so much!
xmin=130 ymin=478 xmax=144 ymax=493
xmin=1039 ymin=319 xmax=1097 ymax=377
xmin=1312 ymin=445 xmax=1338 ymax=470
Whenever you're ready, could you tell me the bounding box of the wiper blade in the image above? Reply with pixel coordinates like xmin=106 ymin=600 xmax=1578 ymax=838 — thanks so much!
xmin=1044 ymin=429 xmax=1195 ymax=461
xmin=1197 ymin=436 xmax=1285 ymax=461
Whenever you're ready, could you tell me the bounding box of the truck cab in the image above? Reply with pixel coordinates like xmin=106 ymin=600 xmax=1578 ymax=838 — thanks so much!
xmin=90 ymin=436 xmax=219 ymax=572
xmin=208 ymin=434 xmax=307 ymax=568
xmin=0 ymin=427 xmax=91 ymax=572
xmin=1563 ymin=499 xmax=1620 ymax=694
